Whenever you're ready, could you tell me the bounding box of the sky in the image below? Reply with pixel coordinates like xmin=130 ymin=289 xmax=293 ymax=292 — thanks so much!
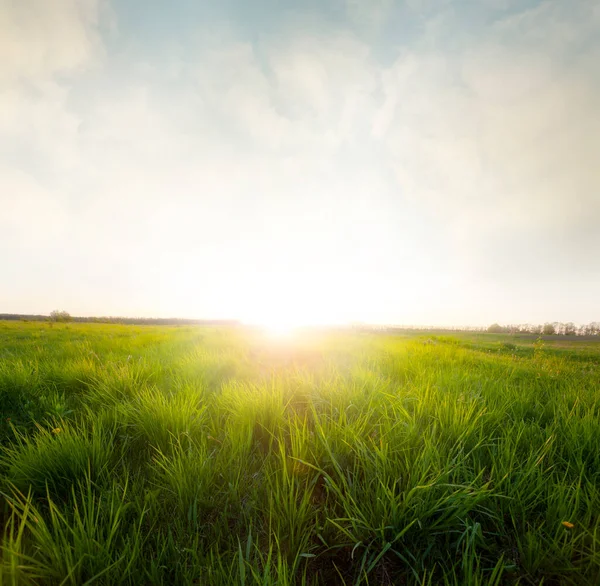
xmin=1 ymin=0 xmax=599 ymax=327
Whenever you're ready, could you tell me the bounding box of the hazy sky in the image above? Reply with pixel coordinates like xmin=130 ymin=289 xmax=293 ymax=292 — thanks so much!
xmin=1 ymin=0 xmax=599 ymax=327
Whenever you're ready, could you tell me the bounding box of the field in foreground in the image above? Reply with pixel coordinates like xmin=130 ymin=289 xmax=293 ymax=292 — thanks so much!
xmin=1 ymin=322 xmax=600 ymax=585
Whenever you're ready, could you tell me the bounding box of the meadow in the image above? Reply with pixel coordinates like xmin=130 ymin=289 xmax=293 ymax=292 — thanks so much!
xmin=1 ymin=321 xmax=600 ymax=585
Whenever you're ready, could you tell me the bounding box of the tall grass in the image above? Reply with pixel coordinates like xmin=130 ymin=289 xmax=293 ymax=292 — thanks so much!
xmin=1 ymin=321 xmax=600 ymax=584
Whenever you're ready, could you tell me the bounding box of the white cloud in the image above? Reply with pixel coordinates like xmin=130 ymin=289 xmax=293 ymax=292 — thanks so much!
xmin=371 ymin=0 xmax=600 ymax=280
xmin=0 ymin=0 xmax=105 ymax=83
xmin=0 ymin=0 xmax=107 ymax=181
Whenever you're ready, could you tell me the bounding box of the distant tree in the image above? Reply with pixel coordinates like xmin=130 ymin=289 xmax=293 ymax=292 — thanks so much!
xmin=50 ymin=310 xmax=72 ymax=323
xmin=564 ymin=322 xmax=576 ymax=336
xmin=542 ymin=323 xmax=555 ymax=335
xmin=530 ymin=324 xmax=542 ymax=335
xmin=487 ymin=323 xmax=504 ymax=333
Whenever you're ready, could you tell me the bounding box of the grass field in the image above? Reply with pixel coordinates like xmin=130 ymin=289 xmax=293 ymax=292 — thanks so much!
xmin=1 ymin=321 xmax=600 ymax=585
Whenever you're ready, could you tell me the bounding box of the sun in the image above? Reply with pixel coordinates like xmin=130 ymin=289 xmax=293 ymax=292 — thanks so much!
xmin=242 ymin=306 xmax=318 ymax=337
xmin=262 ymin=319 xmax=297 ymax=337
xmin=246 ymin=310 xmax=305 ymax=337
xmin=237 ymin=278 xmax=350 ymax=334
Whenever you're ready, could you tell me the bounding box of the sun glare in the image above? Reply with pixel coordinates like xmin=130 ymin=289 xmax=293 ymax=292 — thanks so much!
xmin=238 ymin=280 xmax=352 ymax=335
xmin=263 ymin=320 xmax=297 ymax=338
xmin=244 ymin=309 xmax=320 ymax=338
xmin=246 ymin=308 xmax=306 ymax=337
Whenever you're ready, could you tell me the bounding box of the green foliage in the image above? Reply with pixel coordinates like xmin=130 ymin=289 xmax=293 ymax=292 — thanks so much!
xmin=1 ymin=420 xmax=117 ymax=499
xmin=487 ymin=323 xmax=505 ymax=333
xmin=49 ymin=310 xmax=72 ymax=323
xmin=1 ymin=321 xmax=600 ymax=584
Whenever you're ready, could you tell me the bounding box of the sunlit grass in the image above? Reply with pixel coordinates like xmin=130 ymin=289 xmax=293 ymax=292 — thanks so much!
xmin=1 ymin=321 xmax=600 ymax=584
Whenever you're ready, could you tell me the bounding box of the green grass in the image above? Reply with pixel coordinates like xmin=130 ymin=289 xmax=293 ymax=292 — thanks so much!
xmin=1 ymin=321 xmax=600 ymax=584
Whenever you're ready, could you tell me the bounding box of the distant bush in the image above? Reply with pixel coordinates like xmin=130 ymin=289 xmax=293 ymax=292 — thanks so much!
xmin=50 ymin=310 xmax=72 ymax=323
xmin=542 ymin=323 xmax=556 ymax=335
xmin=487 ymin=323 xmax=505 ymax=333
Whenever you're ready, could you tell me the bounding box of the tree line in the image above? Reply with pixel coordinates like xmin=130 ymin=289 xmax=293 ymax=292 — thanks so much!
xmin=487 ymin=322 xmax=600 ymax=336
xmin=0 ymin=312 xmax=597 ymax=335
xmin=0 ymin=311 xmax=239 ymax=326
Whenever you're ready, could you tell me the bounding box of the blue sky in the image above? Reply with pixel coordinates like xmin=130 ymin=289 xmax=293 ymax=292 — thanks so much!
xmin=1 ymin=0 xmax=599 ymax=326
